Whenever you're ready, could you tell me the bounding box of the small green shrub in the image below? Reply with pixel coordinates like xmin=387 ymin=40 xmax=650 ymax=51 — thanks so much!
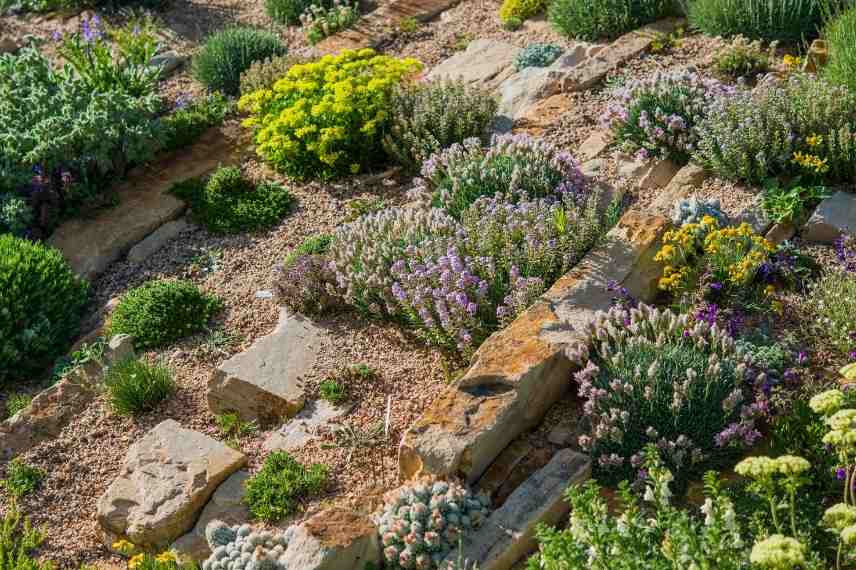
xmin=244 ymin=451 xmax=328 ymax=522
xmin=0 ymin=235 xmax=89 ymax=385
xmin=514 ymin=43 xmax=564 ymax=71
xmin=301 ymin=0 xmax=361 ymax=45
xmin=499 ymin=0 xmax=545 ymax=24
xmin=193 ymin=28 xmax=287 ymax=96
xmin=687 ymin=0 xmax=824 ymax=43
xmin=714 ymin=35 xmax=773 ymax=79
xmin=399 ymin=16 xmax=421 ymax=33
xmin=549 ymin=0 xmax=677 ymax=41
xmin=383 ymin=81 xmax=498 ymax=173
xmin=501 ymin=16 xmax=523 ymax=30
xmin=171 ymin=166 xmax=294 ymax=234
xmin=161 ymin=93 xmax=233 ymax=153
xmin=319 ymin=377 xmax=347 ymax=404
xmin=0 ymin=503 xmax=52 ymax=570
xmin=1 ymin=459 xmax=44 ymax=498
xmin=345 ymin=197 xmax=386 ymax=222
xmin=824 ymin=8 xmax=856 ymax=94
xmin=761 ymin=182 xmax=830 ymax=225
xmin=283 ymin=234 xmax=333 ymax=269
xmin=103 ymin=358 xmax=176 ymax=415
xmin=265 ymin=0 xmax=322 ymax=25
xmin=240 ymin=54 xmax=305 ymax=95
xmin=5 ymin=393 xmax=32 ymax=418
xmin=110 ymin=280 xmax=223 ymax=350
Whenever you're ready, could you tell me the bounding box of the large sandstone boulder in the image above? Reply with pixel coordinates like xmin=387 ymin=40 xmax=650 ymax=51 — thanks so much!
xmin=803 ymin=191 xmax=856 ymax=243
xmin=171 ymin=470 xmax=251 ymax=561
xmin=208 ymin=308 xmax=324 ymax=426
xmin=427 ymin=39 xmax=521 ymax=91
xmin=443 ymin=449 xmax=591 ymax=570
xmin=98 ymin=419 xmax=246 ymax=548
xmin=280 ymin=509 xmax=381 ymax=570
xmin=399 ymin=211 xmax=669 ymax=484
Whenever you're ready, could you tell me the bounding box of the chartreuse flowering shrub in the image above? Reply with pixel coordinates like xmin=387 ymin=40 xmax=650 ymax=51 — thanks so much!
xmin=238 ymin=49 xmax=421 ymax=180
xmin=412 ymin=134 xmax=586 ymax=219
xmin=193 ymin=28 xmax=287 ymax=96
xmin=0 ymin=235 xmax=88 ymax=385
xmin=514 ymin=43 xmax=563 ymax=71
xmin=548 ymin=0 xmax=677 ymax=41
xmin=655 ymin=217 xmax=780 ymax=308
xmin=383 ymin=81 xmax=498 ymax=173
xmin=687 ymin=0 xmax=824 ymax=43
xmin=377 ymin=480 xmax=491 ymax=570
xmin=239 ymin=54 xmax=307 ymax=96
xmin=499 ymin=0 xmax=545 ymax=26
xmin=110 ymin=280 xmax=223 ymax=350
xmin=569 ymin=303 xmax=768 ymax=489
xmin=604 ymin=71 xmax=734 ymax=163
xmin=170 ymin=166 xmax=294 ymax=234
xmin=695 ymin=75 xmax=856 ymax=185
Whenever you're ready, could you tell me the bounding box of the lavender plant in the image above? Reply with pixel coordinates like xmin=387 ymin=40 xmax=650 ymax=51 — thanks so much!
xmin=695 ymin=75 xmax=856 ymax=185
xmin=377 ymin=480 xmax=491 ymax=570
xmin=383 ymin=81 xmax=498 ymax=173
xmin=569 ymin=303 xmax=769 ymax=488
xmin=603 ymin=70 xmax=735 ymax=164
xmin=836 ymin=234 xmax=856 ymax=274
xmin=411 ymin=134 xmax=587 ymax=219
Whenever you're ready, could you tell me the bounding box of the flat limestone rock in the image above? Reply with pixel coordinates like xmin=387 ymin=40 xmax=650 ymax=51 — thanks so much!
xmin=443 ymin=450 xmax=591 ymax=570
xmin=208 ymin=308 xmax=324 ymax=426
xmin=126 ymin=219 xmax=189 ymax=264
xmin=280 ymin=508 xmax=381 ymax=570
xmin=427 ymin=39 xmax=521 ymax=91
xmin=399 ymin=211 xmax=668 ymax=484
xmin=264 ymin=399 xmax=349 ymax=453
xmin=171 ymin=470 xmax=251 ymax=561
xmin=803 ymin=191 xmax=856 ymax=243
xmin=97 ymin=419 xmax=246 ymax=548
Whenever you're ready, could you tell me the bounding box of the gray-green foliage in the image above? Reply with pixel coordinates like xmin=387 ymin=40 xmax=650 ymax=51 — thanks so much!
xmin=671 ymin=197 xmax=728 ymax=227
xmin=378 ymin=480 xmax=492 ymax=570
xmin=824 ymin=8 xmax=856 ymax=94
xmin=0 ymin=47 xmax=162 ymax=190
xmin=193 ymin=28 xmax=287 ymax=96
xmin=687 ymin=0 xmax=824 ymax=42
xmin=514 ymin=43 xmax=563 ymax=71
xmin=382 ymin=81 xmax=498 ymax=173
xmin=202 ymin=521 xmax=291 ymax=570
xmin=548 ymin=0 xmax=678 ymax=41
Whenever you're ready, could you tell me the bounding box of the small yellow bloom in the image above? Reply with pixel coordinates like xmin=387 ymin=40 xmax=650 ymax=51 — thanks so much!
xmin=155 ymin=551 xmax=178 ymax=564
xmin=128 ymin=553 xmax=145 ymax=569
xmin=806 ymin=133 xmax=823 ymax=147
xmin=112 ymin=539 xmax=135 ymax=555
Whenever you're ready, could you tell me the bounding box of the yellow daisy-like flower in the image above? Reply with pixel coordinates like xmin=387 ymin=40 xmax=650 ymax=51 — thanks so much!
xmin=806 ymin=133 xmax=823 ymax=147
xmin=155 ymin=551 xmax=178 ymax=564
xmin=112 ymin=539 xmax=135 ymax=555
xmin=128 ymin=553 xmax=145 ymax=569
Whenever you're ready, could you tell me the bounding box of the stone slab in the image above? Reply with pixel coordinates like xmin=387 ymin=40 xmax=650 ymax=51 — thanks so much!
xmin=647 ymin=163 xmax=708 ymax=216
xmin=265 ymin=399 xmax=349 ymax=453
xmin=803 ymin=191 xmax=856 ymax=243
xmin=171 ymin=470 xmax=251 ymax=561
xmin=49 ymin=126 xmax=242 ymax=280
xmin=476 ymin=439 xmax=533 ymax=498
xmin=427 ymin=39 xmax=521 ymax=92
xmin=399 ymin=211 xmax=669 ymax=484
xmin=208 ymin=308 xmax=324 ymax=426
xmin=281 ymin=509 xmax=381 ymax=570
xmin=98 ymin=419 xmax=246 ymax=548
xmin=127 ymin=219 xmax=189 ymax=264
xmin=442 ymin=449 xmax=591 ymax=570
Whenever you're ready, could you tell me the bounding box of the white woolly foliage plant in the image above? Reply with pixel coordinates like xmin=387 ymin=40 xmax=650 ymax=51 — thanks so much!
xmin=202 ymin=520 xmax=292 ymax=570
xmin=377 ymin=480 xmax=491 ymax=570
xmin=671 ymin=197 xmax=728 ymax=227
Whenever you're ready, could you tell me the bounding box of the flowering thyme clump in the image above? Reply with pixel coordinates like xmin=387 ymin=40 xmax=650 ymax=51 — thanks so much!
xmin=411 ymin=133 xmax=587 ymax=219
xmin=604 ymin=70 xmax=735 ymax=163
xmin=376 ymin=480 xmax=491 ymax=570
xmin=570 ymin=303 xmax=768 ymax=487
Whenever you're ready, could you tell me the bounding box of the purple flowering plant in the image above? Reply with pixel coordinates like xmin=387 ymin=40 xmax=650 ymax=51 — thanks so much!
xmin=604 ymin=70 xmax=735 ymax=164
xmin=836 ymin=233 xmax=856 ymax=274
xmin=569 ymin=303 xmax=769 ymax=489
xmin=410 ymin=133 xmax=587 ymax=219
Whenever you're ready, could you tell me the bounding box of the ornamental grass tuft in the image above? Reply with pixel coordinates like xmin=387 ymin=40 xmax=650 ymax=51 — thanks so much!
xmin=103 ymin=358 xmax=176 ymax=416
xmin=193 ymin=27 xmax=286 ymax=96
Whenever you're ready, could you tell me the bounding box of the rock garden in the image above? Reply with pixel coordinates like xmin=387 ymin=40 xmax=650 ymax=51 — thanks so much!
xmin=2 ymin=0 xmax=856 ymax=568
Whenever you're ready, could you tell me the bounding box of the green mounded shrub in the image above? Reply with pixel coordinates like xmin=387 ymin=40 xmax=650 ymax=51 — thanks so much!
xmin=193 ymin=28 xmax=287 ymax=96
xmin=170 ymin=166 xmax=294 ymax=234
xmin=5 ymin=393 xmax=32 ymax=418
xmin=382 ymin=81 xmax=498 ymax=173
xmin=239 ymin=54 xmax=305 ymax=95
xmin=265 ymin=0 xmax=322 ymax=25
xmin=687 ymin=0 xmax=824 ymax=43
xmin=0 ymin=235 xmax=89 ymax=385
xmin=283 ymin=234 xmax=333 ymax=268
xmin=0 ymin=193 xmax=32 ymax=236
xmin=103 ymin=358 xmax=176 ymax=415
xmin=824 ymin=8 xmax=856 ymax=94
xmin=161 ymin=93 xmax=233 ymax=153
xmin=549 ymin=0 xmax=678 ymax=41
xmin=0 ymin=459 xmax=44 ymax=498
xmin=109 ymin=280 xmax=223 ymax=350
xmin=499 ymin=0 xmax=545 ymax=24
xmin=244 ymin=451 xmax=328 ymax=522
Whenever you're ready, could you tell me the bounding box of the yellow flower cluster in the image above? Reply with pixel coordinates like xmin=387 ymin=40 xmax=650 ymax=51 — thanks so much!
xmin=655 ymin=216 xmax=717 ymax=291
xmin=806 ymin=133 xmax=823 ymax=148
xmin=112 ymin=539 xmax=178 ymax=569
xmin=792 ymin=151 xmax=829 ymax=174
xmin=704 ymin=223 xmax=774 ymax=286
xmin=749 ymin=535 xmax=806 ymax=570
xmin=809 ymin=389 xmax=845 ymax=416
xmin=782 ymin=54 xmax=802 ymax=69
xmin=238 ymin=49 xmax=421 ymax=179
